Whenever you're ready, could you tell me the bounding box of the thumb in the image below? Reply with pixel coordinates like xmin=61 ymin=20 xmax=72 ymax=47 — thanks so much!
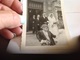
xmin=0 ymin=10 xmax=21 ymax=29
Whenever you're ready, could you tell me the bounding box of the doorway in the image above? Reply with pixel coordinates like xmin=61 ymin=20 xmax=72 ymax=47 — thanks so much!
xmin=27 ymin=9 xmax=43 ymax=32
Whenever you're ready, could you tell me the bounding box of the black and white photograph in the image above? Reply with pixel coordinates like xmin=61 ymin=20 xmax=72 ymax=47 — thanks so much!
xmin=25 ymin=0 xmax=68 ymax=46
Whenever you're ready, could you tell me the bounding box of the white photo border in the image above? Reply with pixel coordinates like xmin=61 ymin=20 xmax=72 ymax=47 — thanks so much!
xmin=20 ymin=0 xmax=76 ymax=54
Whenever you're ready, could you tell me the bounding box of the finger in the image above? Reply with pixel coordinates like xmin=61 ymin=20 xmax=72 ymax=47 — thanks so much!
xmin=0 ymin=3 xmax=12 ymax=10
xmin=11 ymin=0 xmax=22 ymax=14
xmin=0 ymin=11 xmax=21 ymax=29
xmin=1 ymin=0 xmax=22 ymax=14
xmin=0 ymin=29 xmax=14 ymax=39
xmin=10 ymin=27 xmax=22 ymax=36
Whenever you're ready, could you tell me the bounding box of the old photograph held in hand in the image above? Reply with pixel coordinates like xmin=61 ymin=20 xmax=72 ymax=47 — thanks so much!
xmin=21 ymin=0 xmax=70 ymax=53
xmin=25 ymin=0 xmax=68 ymax=46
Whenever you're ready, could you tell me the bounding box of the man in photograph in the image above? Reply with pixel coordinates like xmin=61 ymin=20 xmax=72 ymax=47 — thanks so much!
xmin=36 ymin=14 xmax=41 ymax=32
xmin=32 ymin=15 xmax=36 ymax=34
xmin=37 ymin=24 xmax=56 ymax=46
xmin=40 ymin=13 xmax=49 ymax=28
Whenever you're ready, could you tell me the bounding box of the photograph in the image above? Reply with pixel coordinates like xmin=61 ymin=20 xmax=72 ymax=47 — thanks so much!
xmin=24 ymin=0 xmax=68 ymax=46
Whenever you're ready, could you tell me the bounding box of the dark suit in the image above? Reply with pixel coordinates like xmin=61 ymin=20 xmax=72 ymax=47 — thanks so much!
xmin=36 ymin=30 xmax=56 ymax=45
xmin=32 ymin=18 xmax=36 ymax=33
xmin=40 ymin=17 xmax=48 ymax=27
xmin=36 ymin=19 xmax=41 ymax=31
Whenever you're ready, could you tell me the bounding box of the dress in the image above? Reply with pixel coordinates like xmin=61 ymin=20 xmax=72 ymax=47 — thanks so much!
xmin=48 ymin=16 xmax=59 ymax=36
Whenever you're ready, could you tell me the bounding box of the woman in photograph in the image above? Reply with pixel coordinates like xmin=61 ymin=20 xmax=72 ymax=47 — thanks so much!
xmin=37 ymin=24 xmax=56 ymax=46
xmin=48 ymin=13 xmax=59 ymax=37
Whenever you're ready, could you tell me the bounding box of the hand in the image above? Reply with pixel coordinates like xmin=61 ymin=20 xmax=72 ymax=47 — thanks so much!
xmin=40 ymin=40 xmax=47 ymax=44
xmin=40 ymin=40 xmax=45 ymax=44
xmin=40 ymin=40 xmax=50 ymax=45
xmin=0 ymin=0 xmax=22 ymax=39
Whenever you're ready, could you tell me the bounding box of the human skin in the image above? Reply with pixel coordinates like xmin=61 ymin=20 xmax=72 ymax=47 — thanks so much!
xmin=0 ymin=0 xmax=22 ymax=39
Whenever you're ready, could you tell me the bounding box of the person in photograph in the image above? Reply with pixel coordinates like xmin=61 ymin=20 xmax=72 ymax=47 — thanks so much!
xmin=48 ymin=13 xmax=59 ymax=37
xmin=58 ymin=16 xmax=64 ymax=29
xmin=32 ymin=15 xmax=36 ymax=34
xmin=36 ymin=14 xmax=41 ymax=32
xmin=37 ymin=24 xmax=56 ymax=46
xmin=40 ymin=12 xmax=48 ymax=27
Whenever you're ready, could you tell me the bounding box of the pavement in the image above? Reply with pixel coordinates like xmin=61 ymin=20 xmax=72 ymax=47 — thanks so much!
xmin=26 ymin=32 xmax=41 ymax=46
xmin=26 ymin=29 xmax=68 ymax=46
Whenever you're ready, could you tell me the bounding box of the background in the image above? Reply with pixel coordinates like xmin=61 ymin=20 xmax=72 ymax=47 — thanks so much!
xmin=7 ymin=0 xmax=80 ymax=53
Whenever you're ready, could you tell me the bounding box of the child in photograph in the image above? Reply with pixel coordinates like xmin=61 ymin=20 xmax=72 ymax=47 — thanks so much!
xmin=37 ymin=24 xmax=56 ymax=46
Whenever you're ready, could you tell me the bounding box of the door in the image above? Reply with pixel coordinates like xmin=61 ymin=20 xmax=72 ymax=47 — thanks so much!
xmin=27 ymin=9 xmax=43 ymax=32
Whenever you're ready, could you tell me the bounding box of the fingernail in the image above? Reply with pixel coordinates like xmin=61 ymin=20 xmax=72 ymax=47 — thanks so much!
xmin=19 ymin=15 xmax=26 ymax=24
xmin=13 ymin=33 xmax=17 ymax=38
xmin=18 ymin=28 xmax=22 ymax=35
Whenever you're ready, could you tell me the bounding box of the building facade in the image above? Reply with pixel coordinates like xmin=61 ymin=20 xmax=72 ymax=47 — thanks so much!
xmin=27 ymin=0 xmax=63 ymax=31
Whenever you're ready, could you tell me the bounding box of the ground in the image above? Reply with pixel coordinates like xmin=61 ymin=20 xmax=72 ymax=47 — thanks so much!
xmin=26 ymin=29 xmax=68 ymax=46
xmin=26 ymin=33 xmax=41 ymax=46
